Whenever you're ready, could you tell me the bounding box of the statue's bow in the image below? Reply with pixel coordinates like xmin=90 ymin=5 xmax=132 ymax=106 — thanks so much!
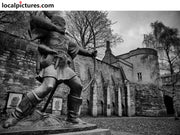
xmin=82 ymin=16 xmax=97 ymax=91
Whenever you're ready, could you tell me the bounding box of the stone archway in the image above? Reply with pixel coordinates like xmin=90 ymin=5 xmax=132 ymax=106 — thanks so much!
xmin=98 ymin=101 xmax=104 ymax=116
xmin=164 ymin=95 xmax=174 ymax=115
xmin=87 ymin=99 xmax=91 ymax=115
xmin=111 ymin=102 xmax=116 ymax=116
xmin=121 ymin=86 xmax=128 ymax=116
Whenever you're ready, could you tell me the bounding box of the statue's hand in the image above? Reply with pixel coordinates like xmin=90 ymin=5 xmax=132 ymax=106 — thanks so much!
xmin=40 ymin=55 xmax=54 ymax=68
xmin=91 ymin=50 xmax=97 ymax=58
xmin=36 ymin=68 xmax=40 ymax=75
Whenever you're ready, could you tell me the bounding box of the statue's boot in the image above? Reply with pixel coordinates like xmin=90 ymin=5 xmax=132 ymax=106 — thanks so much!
xmin=2 ymin=92 xmax=42 ymax=128
xmin=66 ymin=95 xmax=86 ymax=124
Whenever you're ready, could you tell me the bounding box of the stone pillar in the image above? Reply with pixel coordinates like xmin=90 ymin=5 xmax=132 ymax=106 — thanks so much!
xmin=106 ymin=84 xmax=111 ymax=116
xmin=91 ymin=81 xmax=98 ymax=117
xmin=126 ymin=81 xmax=131 ymax=116
xmin=126 ymin=81 xmax=135 ymax=116
xmin=117 ymin=87 xmax=122 ymax=116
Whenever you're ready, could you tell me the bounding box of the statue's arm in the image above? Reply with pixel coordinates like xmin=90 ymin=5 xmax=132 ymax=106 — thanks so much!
xmin=38 ymin=44 xmax=57 ymax=54
xmin=35 ymin=44 xmax=57 ymax=72
xmin=30 ymin=16 xmax=65 ymax=34
xmin=78 ymin=47 xmax=95 ymax=57
xmin=78 ymin=47 xmax=97 ymax=58
xmin=68 ymin=41 xmax=97 ymax=58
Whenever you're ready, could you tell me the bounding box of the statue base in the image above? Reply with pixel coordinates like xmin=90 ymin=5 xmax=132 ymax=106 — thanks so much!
xmin=0 ymin=110 xmax=109 ymax=135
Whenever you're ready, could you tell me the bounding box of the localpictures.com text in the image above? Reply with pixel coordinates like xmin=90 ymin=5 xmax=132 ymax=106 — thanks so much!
xmin=2 ymin=2 xmax=54 ymax=9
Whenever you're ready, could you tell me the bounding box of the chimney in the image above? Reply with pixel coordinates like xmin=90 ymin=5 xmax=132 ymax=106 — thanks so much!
xmin=106 ymin=41 xmax=111 ymax=53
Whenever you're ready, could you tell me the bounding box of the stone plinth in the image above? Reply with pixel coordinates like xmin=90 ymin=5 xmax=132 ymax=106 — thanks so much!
xmin=0 ymin=124 xmax=99 ymax=135
xmin=0 ymin=110 xmax=102 ymax=135
xmin=50 ymin=129 xmax=111 ymax=135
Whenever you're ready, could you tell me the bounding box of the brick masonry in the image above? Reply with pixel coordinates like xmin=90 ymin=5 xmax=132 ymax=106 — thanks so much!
xmin=130 ymin=83 xmax=166 ymax=116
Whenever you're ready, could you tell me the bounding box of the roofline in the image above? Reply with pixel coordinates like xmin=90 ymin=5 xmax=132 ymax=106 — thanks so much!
xmin=116 ymin=48 xmax=157 ymax=59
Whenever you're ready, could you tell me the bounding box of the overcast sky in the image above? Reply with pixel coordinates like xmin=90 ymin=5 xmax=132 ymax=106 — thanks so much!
xmin=107 ymin=11 xmax=180 ymax=56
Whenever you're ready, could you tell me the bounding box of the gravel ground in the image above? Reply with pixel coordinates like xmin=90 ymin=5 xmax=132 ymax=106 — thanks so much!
xmin=1 ymin=116 xmax=180 ymax=135
xmin=82 ymin=116 xmax=180 ymax=135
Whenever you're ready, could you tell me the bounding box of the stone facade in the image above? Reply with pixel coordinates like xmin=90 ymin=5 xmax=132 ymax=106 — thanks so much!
xmin=116 ymin=48 xmax=160 ymax=84
xmin=0 ymin=31 xmax=167 ymax=119
xmin=102 ymin=41 xmax=166 ymax=116
xmin=161 ymin=74 xmax=180 ymax=116
xmin=74 ymin=55 xmax=125 ymax=116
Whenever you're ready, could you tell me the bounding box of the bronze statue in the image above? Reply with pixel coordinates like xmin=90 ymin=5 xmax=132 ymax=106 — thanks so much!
xmin=3 ymin=12 xmax=97 ymax=128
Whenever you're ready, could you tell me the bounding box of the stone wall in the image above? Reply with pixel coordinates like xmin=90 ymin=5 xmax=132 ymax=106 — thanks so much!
xmin=161 ymin=74 xmax=180 ymax=116
xmin=0 ymin=31 xmax=71 ymax=115
xmin=162 ymin=85 xmax=180 ymax=116
xmin=130 ymin=83 xmax=166 ymax=116
xmin=0 ymin=31 xmax=38 ymax=115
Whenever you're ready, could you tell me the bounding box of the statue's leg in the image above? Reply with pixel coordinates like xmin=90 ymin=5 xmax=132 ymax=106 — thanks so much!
xmin=33 ymin=77 xmax=57 ymax=99
xmin=64 ymin=76 xmax=86 ymax=124
xmin=2 ymin=77 xmax=56 ymax=128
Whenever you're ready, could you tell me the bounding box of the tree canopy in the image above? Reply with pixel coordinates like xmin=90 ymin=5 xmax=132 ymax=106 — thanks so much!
xmin=143 ymin=21 xmax=180 ymax=74
xmin=65 ymin=11 xmax=123 ymax=49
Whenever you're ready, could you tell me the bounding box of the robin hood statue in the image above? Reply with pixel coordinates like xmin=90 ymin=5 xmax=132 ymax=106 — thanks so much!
xmin=3 ymin=12 xmax=97 ymax=128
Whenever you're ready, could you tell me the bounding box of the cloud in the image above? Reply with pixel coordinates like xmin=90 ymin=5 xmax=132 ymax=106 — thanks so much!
xmin=108 ymin=11 xmax=180 ymax=56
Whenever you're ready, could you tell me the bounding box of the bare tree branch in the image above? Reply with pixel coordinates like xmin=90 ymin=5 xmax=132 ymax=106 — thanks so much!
xmin=66 ymin=11 xmax=123 ymax=49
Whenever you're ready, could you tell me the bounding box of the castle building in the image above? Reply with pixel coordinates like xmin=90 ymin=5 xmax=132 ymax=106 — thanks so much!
xmin=0 ymin=31 xmax=167 ymax=118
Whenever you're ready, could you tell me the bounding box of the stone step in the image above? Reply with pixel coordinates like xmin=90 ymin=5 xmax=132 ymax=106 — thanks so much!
xmin=51 ymin=129 xmax=111 ymax=135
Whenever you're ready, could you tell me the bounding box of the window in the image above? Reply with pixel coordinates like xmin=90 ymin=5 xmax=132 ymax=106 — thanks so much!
xmin=137 ymin=72 xmax=142 ymax=81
